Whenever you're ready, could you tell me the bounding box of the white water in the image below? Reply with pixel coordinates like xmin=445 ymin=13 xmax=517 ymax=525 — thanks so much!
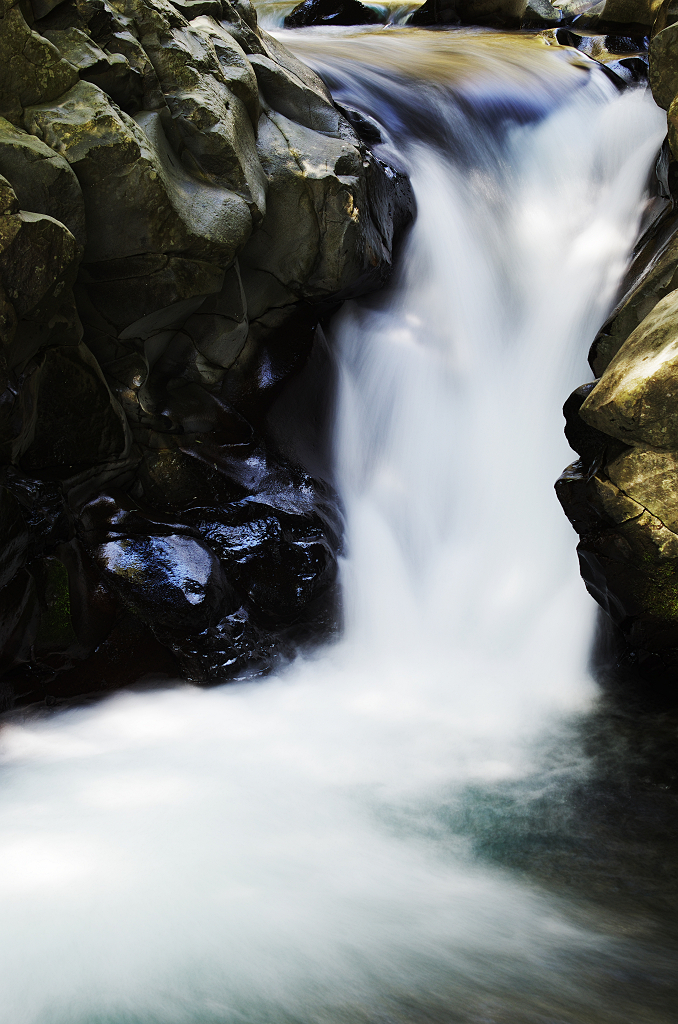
xmin=0 ymin=51 xmax=668 ymax=1024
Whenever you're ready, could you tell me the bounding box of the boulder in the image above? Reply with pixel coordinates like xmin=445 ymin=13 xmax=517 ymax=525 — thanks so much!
xmin=42 ymin=25 xmax=146 ymax=111
xmin=0 ymin=0 xmax=79 ymax=125
xmin=410 ymin=0 xmax=562 ymax=28
xmin=25 ymin=81 xmax=255 ymax=265
xmin=284 ymin=0 xmax=381 ymax=27
xmin=580 ymin=288 xmax=678 ymax=449
xmin=0 ymin=118 xmax=86 ymax=247
xmin=551 ymin=0 xmax=660 ymax=27
xmin=239 ymin=109 xmax=396 ymax=314
xmin=650 ymin=20 xmax=678 ymax=108
xmin=94 ymin=532 xmax=234 ymax=630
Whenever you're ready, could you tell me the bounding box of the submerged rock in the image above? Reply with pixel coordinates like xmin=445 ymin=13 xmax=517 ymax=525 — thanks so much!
xmin=0 ymin=0 xmax=413 ymax=709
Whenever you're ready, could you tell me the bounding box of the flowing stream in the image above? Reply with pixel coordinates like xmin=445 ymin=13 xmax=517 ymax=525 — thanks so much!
xmin=1 ymin=26 xmax=676 ymax=1024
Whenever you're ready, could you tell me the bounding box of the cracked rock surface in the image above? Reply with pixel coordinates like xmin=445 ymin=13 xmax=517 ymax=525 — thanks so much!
xmin=0 ymin=0 xmax=413 ymax=709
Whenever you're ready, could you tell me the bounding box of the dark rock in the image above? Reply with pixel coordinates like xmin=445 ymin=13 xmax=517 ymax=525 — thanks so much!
xmin=93 ymin=533 xmax=234 ymax=631
xmin=284 ymin=0 xmax=382 ymax=28
xmin=0 ymin=0 xmax=407 ymax=707
xmin=410 ymin=0 xmax=561 ymax=29
xmin=336 ymin=105 xmax=383 ymax=146
xmin=0 ymin=485 xmax=29 ymax=589
xmin=563 ymin=382 xmax=612 ymax=468
xmin=20 ymin=343 xmax=130 ymax=473
xmin=0 ymin=118 xmax=86 ymax=247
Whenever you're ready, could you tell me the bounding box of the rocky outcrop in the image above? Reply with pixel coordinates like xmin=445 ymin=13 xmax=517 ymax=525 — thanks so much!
xmin=555 ymin=0 xmax=678 ymax=701
xmin=0 ymin=0 xmax=412 ymax=710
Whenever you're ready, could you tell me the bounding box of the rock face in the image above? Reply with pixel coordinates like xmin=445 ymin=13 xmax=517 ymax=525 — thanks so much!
xmin=0 ymin=0 xmax=412 ymax=710
xmin=554 ymin=1 xmax=678 ymax=702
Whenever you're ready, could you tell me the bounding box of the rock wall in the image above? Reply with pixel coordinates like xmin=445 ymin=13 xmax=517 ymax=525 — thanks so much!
xmin=556 ymin=0 xmax=678 ymax=703
xmin=0 ymin=0 xmax=412 ymax=709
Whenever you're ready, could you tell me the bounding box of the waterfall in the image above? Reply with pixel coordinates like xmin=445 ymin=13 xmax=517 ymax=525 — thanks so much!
xmin=0 ymin=35 xmax=670 ymax=1024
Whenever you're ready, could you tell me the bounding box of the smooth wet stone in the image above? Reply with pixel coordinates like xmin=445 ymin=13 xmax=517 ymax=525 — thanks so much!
xmin=190 ymin=18 xmax=260 ymax=131
xmin=240 ymin=109 xmax=390 ymax=310
xmin=284 ymin=0 xmax=381 ymax=28
xmin=43 ymin=25 xmax=145 ymax=111
xmin=553 ymin=0 xmax=660 ymax=27
xmin=94 ymin=533 xmax=234 ymax=630
xmin=249 ymin=53 xmax=344 ymax=137
xmin=580 ymin=288 xmax=678 ymax=449
xmin=196 ymin=501 xmax=337 ymax=619
xmin=126 ymin=3 xmax=267 ymax=217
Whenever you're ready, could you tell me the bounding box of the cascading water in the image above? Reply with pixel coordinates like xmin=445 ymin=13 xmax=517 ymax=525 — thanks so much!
xmin=0 ymin=30 xmax=674 ymax=1024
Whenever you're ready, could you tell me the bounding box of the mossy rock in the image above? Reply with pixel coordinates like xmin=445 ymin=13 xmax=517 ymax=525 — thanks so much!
xmin=0 ymin=0 xmax=78 ymax=124
xmin=0 ymin=117 xmax=85 ymax=247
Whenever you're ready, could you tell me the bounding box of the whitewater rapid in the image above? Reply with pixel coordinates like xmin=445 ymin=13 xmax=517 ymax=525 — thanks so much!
xmin=0 ymin=35 xmax=669 ymax=1024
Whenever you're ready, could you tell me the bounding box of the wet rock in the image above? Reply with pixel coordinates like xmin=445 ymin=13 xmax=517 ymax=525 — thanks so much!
xmin=410 ymin=0 xmax=562 ymax=28
xmin=249 ymin=52 xmax=345 ymax=136
xmin=0 ymin=192 xmax=80 ymax=323
xmin=580 ymin=288 xmax=678 ymax=450
xmin=284 ymin=0 xmax=381 ymax=28
xmin=195 ymin=501 xmax=337 ymax=620
xmin=0 ymin=0 xmax=406 ymax=704
xmin=42 ymin=25 xmax=145 ymax=111
xmin=239 ymin=109 xmax=402 ymax=312
xmin=94 ymin=532 xmax=233 ymax=631
xmin=551 ymin=0 xmax=659 ymax=29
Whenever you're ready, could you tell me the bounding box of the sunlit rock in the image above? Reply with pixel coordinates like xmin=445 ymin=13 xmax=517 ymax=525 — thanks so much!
xmin=580 ymin=288 xmax=678 ymax=449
